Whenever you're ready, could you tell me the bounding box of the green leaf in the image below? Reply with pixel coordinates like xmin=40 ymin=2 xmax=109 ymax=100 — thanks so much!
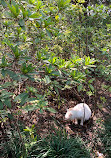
xmin=51 ymin=70 xmax=61 ymax=76
xmin=24 ymin=128 xmax=30 ymax=132
xmin=20 ymin=93 xmax=29 ymax=105
xmin=46 ymin=29 xmax=52 ymax=39
xmin=89 ymin=84 xmax=94 ymax=92
xmin=7 ymin=3 xmax=20 ymax=18
xmin=29 ymin=12 xmax=41 ymax=18
xmin=86 ymin=91 xmax=93 ymax=96
xmin=4 ymin=99 xmax=12 ymax=108
xmin=1 ymin=69 xmax=7 ymax=77
xmin=19 ymin=19 xmax=25 ymax=27
xmin=88 ymin=78 xmax=95 ymax=84
xmin=44 ymin=75 xmax=51 ymax=84
xmin=8 ymin=113 xmax=13 ymax=119
xmin=47 ymin=107 xmax=57 ymax=113
xmin=0 ymin=101 xmax=4 ymax=110
xmin=2 ymin=82 xmax=12 ymax=88
xmin=22 ymin=104 xmax=39 ymax=112
xmin=109 ymin=87 xmax=111 ymax=92
xmin=1 ymin=0 xmax=7 ymax=7
xmin=57 ymin=0 xmax=71 ymax=10
xmin=0 ymin=56 xmax=8 ymax=68
xmin=62 ymin=84 xmax=72 ymax=90
xmin=21 ymin=6 xmax=28 ymax=19
xmin=14 ymin=93 xmax=29 ymax=105
xmin=39 ymin=109 xmax=43 ymax=113
xmin=6 ymin=70 xmax=20 ymax=81
xmin=0 ymin=90 xmax=13 ymax=98
xmin=78 ymin=84 xmax=83 ymax=92
xmin=29 ymin=0 xmax=36 ymax=4
xmin=54 ymin=87 xmax=59 ymax=94
xmin=27 ymin=86 xmax=37 ymax=93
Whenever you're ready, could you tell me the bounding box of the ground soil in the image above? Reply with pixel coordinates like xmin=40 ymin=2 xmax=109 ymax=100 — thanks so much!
xmin=17 ymin=77 xmax=111 ymax=157
xmin=0 ymin=77 xmax=111 ymax=158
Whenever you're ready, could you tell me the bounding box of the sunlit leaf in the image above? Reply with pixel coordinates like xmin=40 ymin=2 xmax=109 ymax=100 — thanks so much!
xmin=47 ymin=107 xmax=57 ymax=113
xmin=89 ymin=84 xmax=94 ymax=92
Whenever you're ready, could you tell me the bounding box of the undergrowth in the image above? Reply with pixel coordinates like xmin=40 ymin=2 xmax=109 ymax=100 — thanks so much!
xmin=28 ymin=132 xmax=91 ymax=158
xmin=1 ymin=116 xmax=111 ymax=158
xmin=98 ymin=118 xmax=111 ymax=158
xmin=0 ymin=127 xmax=91 ymax=158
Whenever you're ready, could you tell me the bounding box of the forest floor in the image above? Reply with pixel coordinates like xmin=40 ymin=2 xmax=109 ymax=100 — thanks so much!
xmin=17 ymin=77 xmax=111 ymax=158
xmin=0 ymin=76 xmax=111 ymax=158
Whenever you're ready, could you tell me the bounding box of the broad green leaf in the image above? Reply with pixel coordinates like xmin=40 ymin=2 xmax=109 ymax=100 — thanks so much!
xmin=88 ymin=78 xmax=95 ymax=84
xmin=89 ymin=84 xmax=94 ymax=92
xmin=8 ymin=113 xmax=13 ymax=119
xmin=19 ymin=19 xmax=25 ymax=27
xmin=86 ymin=91 xmax=93 ymax=96
xmin=24 ymin=128 xmax=30 ymax=132
xmin=39 ymin=109 xmax=43 ymax=113
xmin=46 ymin=29 xmax=52 ymax=39
xmin=78 ymin=84 xmax=83 ymax=92
xmin=1 ymin=0 xmax=7 ymax=7
xmin=14 ymin=93 xmax=29 ymax=105
xmin=21 ymin=6 xmax=28 ymax=19
xmin=47 ymin=107 xmax=57 ymax=113
xmin=0 ymin=90 xmax=13 ymax=98
xmin=4 ymin=99 xmax=11 ymax=108
xmin=1 ymin=69 xmax=7 ymax=77
xmin=54 ymin=87 xmax=59 ymax=94
xmin=8 ymin=3 xmax=20 ymax=18
xmin=0 ymin=101 xmax=4 ymax=110
xmin=6 ymin=70 xmax=20 ymax=81
xmin=51 ymin=70 xmax=61 ymax=76
xmin=44 ymin=75 xmax=51 ymax=84
xmin=78 ymin=0 xmax=85 ymax=3
xmin=109 ymin=87 xmax=111 ymax=92
xmin=27 ymin=87 xmax=37 ymax=93
xmin=62 ymin=85 xmax=72 ymax=90
xmin=2 ymin=82 xmax=12 ymax=88
xmin=20 ymin=93 xmax=29 ymax=105
xmin=29 ymin=12 xmax=41 ymax=18
xmin=22 ymin=104 xmax=39 ymax=112
xmin=29 ymin=0 xmax=35 ymax=4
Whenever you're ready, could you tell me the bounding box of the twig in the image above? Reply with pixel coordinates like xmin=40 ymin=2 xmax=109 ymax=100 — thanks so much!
xmin=73 ymin=87 xmax=83 ymax=102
